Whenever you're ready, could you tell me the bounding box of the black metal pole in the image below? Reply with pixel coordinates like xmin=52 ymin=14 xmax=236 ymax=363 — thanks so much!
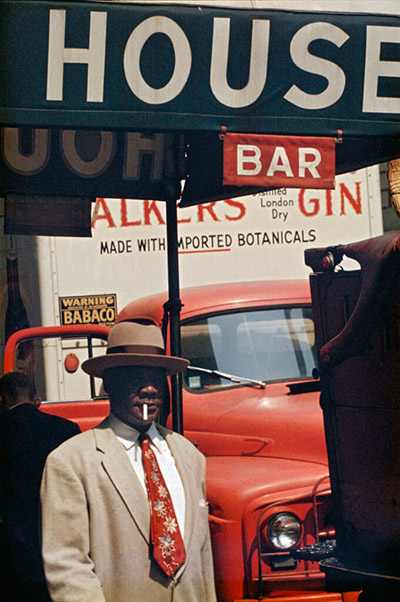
xmin=164 ymin=134 xmax=184 ymax=435
xmin=165 ymin=199 xmax=183 ymax=434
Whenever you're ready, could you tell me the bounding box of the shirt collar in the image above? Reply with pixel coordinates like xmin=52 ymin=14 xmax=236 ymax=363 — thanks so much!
xmin=9 ymin=402 xmax=34 ymax=411
xmin=108 ymin=413 xmax=162 ymax=451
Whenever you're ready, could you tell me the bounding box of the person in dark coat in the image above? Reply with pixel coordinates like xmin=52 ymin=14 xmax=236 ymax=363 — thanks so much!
xmin=0 ymin=370 xmax=80 ymax=602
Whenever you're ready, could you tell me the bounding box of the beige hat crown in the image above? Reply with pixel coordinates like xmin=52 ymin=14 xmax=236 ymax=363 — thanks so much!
xmin=81 ymin=322 xmax=189 ymax=377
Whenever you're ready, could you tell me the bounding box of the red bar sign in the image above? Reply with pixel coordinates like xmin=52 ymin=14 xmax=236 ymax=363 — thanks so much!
xmin=223 ymin=133 xmax=336 ymax=189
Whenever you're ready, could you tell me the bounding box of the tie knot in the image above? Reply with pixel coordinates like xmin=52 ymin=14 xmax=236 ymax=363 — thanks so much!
xmin=138 ymin=433 xmax=150 ymax=446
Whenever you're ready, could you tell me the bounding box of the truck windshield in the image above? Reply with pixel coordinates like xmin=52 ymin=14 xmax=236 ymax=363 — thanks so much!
xmin=181 ymin=306 xmax=317 ymax=391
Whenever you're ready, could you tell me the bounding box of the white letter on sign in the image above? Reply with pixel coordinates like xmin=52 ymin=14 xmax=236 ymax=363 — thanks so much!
xmin=363 ymin=26 xmax=400 ymax=114
xmin=46 ymin=10 xmax=107 ymax=102
xmin=124 ymin=16 xmax=191 ymax=104
xmin=284 ymin=22 xmax=349 ymax=110
xmin=267 ymin=147 xmax=294 ymax=177
xmin=210 ymin=18 xmax=270 ymax=108
xmin=298 ymin=148 xmax=321 ymax=178
xmin=237 ymin=145 xmax=262 ymax=175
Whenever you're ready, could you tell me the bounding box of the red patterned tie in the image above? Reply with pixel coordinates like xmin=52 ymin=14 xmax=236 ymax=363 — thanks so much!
xmin=139 ymin=433 xmax=186 ymax=576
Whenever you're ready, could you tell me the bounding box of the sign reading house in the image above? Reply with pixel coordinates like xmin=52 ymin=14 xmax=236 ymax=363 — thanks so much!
xmin=0 ymin=1 xmax=399 ymax=140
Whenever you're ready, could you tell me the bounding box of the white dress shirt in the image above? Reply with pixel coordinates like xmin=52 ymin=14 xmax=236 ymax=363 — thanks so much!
xmin=108 ymin=413 xmax=186 ymax=538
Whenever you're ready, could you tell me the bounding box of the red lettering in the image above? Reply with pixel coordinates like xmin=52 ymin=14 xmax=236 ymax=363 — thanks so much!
xmin=177 ymin=216 xmax=191 ymax=224
xmin=326 ymin=190 xmax=333 ymax=216
xmin=143 ymin=200 xmax=165 ymax=225
xmin=197 ymin=203 xmax=220 ymax=223
xmin=340 ymin=182 xmax=362 ymax=215
xmin=223 ymin=199 xmax=246 ymax=221
xmin=298 ymin=190 xmax=319 ymax=217
xmin=91 ymin=198 xmax=116 ymax=228
xmin=120 ymin=198 xmax=141 ymax=227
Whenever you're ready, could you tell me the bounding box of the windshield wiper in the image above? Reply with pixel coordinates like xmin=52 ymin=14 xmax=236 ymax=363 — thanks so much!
xmin=187 ymin=365 xmax=265 ymax=388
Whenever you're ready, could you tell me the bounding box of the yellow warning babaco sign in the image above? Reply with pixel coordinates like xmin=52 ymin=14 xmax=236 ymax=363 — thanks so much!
xmin=59 ymin=294 xmax=117 ymax=327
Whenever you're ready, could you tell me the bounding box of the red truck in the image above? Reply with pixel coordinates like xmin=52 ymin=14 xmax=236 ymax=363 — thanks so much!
xmin=4 ymin=280 xmax=358 ymax=602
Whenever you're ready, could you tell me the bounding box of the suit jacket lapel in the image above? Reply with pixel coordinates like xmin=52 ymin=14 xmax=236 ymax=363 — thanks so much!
xmin=93 ymin=422 xmax=199 ymax=574
xmin=94 ymin=421 xmax=150 ymax=543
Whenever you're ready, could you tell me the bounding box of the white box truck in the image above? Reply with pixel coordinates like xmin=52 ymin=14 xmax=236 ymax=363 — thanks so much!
xmin=0 ymin=164 xmax=383 ymax=400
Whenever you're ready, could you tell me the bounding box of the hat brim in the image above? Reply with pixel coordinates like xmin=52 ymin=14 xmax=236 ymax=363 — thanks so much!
xmin=81 ymin=353 xmax=189 ymax=378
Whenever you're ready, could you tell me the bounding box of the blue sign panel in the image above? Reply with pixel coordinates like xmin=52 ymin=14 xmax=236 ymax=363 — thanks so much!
xmin=1 ymin=1 xmax=399 ymax=140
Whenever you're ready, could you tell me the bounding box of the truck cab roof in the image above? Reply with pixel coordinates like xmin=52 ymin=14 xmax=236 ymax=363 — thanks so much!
xmin=117 ymin=280 xmax=311 ymax=324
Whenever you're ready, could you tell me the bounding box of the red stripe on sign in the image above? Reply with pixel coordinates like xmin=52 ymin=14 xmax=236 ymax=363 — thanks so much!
xmin=179 ymin=248 xmax=231 ymax=254
xmin=223 ymin=133 xmax=336 ymax=189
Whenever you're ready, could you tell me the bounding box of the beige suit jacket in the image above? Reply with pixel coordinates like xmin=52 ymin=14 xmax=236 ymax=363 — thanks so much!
xmin=40 ymin=419 xmax=217 ymax=602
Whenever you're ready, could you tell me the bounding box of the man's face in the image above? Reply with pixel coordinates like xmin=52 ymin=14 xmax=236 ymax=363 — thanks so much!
xmin=104 ymin=366 xmax=167 ymax=432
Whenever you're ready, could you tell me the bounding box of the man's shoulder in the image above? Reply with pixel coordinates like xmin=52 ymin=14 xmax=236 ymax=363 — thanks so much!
xmin=55 ymin=425 xmax=95 ymax=447
xmin=3 ymin=403 xmax=78 ymax=431
xmin=158 ymin=423 xmax=190 ymax=442
xmin=158 ymin=424 xmax=204 ymax=457
xmin=1 ymin=402 xmax=36 ymax=422
xmin=39 ymin=410 xmax=80 ymax=433
xmin=46 ymin=427 xmax=97 ymax=463
xmin=49 ymin=418 xmax=113 ymax=453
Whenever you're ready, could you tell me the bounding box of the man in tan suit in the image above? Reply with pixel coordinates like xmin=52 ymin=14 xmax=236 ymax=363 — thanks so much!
xmin=40 ymin=322 xmax=217 ymax=602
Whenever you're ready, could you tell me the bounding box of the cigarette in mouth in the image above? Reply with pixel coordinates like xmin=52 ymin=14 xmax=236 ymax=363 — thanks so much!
xmin=143 ymin=404 xmax=148 ymax=421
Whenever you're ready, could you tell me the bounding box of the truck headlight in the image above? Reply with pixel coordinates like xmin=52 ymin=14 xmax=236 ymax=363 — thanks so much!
xmin=267 ymin=512 xmax=302 ymax=551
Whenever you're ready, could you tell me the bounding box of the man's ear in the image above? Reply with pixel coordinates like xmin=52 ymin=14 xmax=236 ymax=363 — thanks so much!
xmin=33 ymin=396 xmax=41 ymax=409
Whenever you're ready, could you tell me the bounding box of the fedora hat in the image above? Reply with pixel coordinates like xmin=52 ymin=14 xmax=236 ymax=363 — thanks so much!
xmin=81 ymin=322 xmax=189 ymax=377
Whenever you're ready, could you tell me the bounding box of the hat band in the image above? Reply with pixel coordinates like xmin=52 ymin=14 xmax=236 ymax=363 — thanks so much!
xmin=107 ymin=345 xmax=165 ymax=356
